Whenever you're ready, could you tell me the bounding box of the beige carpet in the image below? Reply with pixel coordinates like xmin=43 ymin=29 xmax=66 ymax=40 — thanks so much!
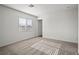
xmin=0 ymin=37 xmax=78 ymax=55
xmin=31 ymin=40 xmax=61 ymax=55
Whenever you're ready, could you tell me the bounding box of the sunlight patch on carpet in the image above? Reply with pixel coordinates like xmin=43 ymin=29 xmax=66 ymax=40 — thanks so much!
xmin=31 ymin=40 xmax=61 ymax=55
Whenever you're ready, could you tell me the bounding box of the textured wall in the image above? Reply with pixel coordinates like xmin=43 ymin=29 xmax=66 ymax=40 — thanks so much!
xmin=0 ymin=5 xmax=38 ymax=47
xmin=43 ymin=5 xmax=78 ymax=43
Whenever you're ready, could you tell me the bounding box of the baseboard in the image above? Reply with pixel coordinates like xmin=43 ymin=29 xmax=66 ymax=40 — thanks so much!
xmin=42 ymin=37 xmax=78 ymax=44
xmin=0 ymin=36 xmax=39 ymax=48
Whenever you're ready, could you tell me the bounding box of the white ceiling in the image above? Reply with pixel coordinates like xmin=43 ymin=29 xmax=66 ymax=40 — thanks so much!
xmin=4 ymin=4 xmax=78 ymax=18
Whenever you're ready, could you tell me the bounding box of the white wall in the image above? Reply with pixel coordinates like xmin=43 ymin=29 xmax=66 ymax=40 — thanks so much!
xmin=0 ymin=5 xmax=38 ymax=47
xmin=0 ymin=15 xmax=1 ymax=45
xmin=38 ymin=20 xmax=42 ymax=36
xmin=0 ymin=11 xmax=1 ymax=40
xmin=0 ymin=7 xmax=3 ymax=46
xmin=43 ymin=6 xmax=78 ymax=43
xmin=78 ymin=4 xmax=79 ymax=54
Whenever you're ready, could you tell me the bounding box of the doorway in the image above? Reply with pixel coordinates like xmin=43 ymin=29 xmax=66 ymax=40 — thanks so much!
xmin=38 ymin=20 xmax=42 ymax=37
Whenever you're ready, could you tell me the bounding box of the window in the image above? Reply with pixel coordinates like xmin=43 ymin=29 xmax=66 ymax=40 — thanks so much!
xmin=27 ymin=19 xmax=32 ymax=27
xmin=19 ymin=17 xmax=26 ymax=27
xmin=19 ymin=17 xmax=32 ymax=31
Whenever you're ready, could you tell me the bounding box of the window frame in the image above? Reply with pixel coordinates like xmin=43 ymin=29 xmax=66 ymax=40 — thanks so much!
xmin=18 ymin=17 xmax=32 ymax=31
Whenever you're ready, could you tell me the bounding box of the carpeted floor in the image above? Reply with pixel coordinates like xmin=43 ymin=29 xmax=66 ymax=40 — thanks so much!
xmin=0 ymin=37 xmax=78 ymax=55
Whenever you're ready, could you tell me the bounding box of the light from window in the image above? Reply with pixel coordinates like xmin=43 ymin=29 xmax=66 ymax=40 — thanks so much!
xmin=19 ymin=17 xmax=26 ymax=27
xmin=19 ymin=17 xmax=32 ymax=31
xmin=27 ymin=19 xmax=32 ymax=27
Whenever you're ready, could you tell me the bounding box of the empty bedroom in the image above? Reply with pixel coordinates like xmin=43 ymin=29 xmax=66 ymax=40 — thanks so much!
xmin=0 ymin=4 xmax=78 ymax=55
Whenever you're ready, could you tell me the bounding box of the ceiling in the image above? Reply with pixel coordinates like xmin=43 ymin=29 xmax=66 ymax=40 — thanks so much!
xmin=3 ymin=4 xmax=78 ymax=19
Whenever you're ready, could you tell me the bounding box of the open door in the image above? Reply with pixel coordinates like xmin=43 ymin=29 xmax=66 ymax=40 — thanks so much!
xmin=38 ymin=20 xmax=42 ymax=37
